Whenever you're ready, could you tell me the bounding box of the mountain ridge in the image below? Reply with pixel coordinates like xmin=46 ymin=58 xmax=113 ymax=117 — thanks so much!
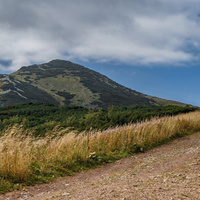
xmin=0 ymin=59 xmax=187 ymax=108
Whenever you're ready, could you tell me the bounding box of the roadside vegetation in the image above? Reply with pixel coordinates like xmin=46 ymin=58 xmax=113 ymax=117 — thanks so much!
xmin=0 ymin=103 xmax=196 ymax=137
xmin=0 ymin=104 xmax=199 ymax=193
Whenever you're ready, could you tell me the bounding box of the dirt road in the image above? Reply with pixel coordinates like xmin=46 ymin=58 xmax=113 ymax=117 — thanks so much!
xmin=1 ymin=132 xmax=200 ymax=200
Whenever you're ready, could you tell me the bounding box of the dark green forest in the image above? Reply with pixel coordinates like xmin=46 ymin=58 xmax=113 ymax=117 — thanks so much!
xmin=0 ymin=103 xmax=196 ymax=137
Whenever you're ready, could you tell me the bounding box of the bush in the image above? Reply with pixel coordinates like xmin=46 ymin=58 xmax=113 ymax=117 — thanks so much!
xmin=0 ymin=103 xmax=197 ymax=137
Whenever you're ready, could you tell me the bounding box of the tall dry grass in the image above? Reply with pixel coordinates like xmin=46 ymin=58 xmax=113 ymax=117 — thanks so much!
xmin=0 ymin=111 xmax=200 ymax=188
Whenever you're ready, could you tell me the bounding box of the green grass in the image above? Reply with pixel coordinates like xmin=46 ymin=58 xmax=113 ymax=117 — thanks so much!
xmin=0 ymin=103 xmax=196 ymax=137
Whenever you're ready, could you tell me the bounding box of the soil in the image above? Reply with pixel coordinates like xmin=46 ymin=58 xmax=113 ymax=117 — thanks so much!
xmin=1 ymin=132 xmax=200 ymax=200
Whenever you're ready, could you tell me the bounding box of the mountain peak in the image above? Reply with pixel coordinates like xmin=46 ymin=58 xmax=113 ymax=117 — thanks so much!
xmin=0 ymin=60 xmax=186 ymax=108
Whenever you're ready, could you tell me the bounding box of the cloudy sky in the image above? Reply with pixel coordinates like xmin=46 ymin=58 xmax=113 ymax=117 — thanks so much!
xmin=0 ymin=0 xmax=200 ymax=106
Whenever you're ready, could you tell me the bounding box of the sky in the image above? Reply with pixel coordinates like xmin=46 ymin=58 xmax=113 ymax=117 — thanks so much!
xmin=0 ymin=0 xmax=200 ymax=106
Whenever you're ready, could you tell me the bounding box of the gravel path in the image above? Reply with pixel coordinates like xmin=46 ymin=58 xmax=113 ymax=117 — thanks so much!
xmin=1 ymin=132 xmax=200 ymax=200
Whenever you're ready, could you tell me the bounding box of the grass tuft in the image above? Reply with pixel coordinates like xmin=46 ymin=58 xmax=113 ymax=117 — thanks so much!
xmin=0 ymin=111 xmax=200 ymax=193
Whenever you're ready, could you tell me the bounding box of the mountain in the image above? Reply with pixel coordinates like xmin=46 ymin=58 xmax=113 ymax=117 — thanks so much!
xmin=0 ymin=59 xmax=186 ymax=108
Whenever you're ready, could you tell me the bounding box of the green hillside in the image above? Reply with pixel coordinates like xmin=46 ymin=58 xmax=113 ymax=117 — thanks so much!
xmin=0 ymin=59 xmax=188 ymax=108
xmin=0 ymin=103 xmax=196 ymax=137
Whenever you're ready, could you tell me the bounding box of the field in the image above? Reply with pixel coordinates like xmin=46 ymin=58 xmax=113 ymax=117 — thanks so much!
xmin=0 ymin=103 xmax=196 ymax=136
xmin=0 ymin=106 xmax=200 ymax=193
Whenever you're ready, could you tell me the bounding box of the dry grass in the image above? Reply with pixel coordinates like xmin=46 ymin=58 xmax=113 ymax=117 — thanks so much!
xmin=0 ymin=111 xmax=200 ymax=192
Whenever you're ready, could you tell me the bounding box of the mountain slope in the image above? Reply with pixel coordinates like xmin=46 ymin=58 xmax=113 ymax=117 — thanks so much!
xmin=0 ymin=59 xmax=186 ymax=108
xmin=0 ymin=74 xmax=58 ymax=107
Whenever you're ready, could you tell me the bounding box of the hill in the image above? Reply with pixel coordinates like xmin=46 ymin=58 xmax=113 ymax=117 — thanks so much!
xmin=0 ymin=59 xmax=187 ymax=108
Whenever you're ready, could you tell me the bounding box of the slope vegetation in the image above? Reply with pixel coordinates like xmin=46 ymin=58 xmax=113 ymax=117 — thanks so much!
xmin=1 ymin=131 xmax=199 ymax=200
xmin=0 ymin=110 xmax=199 ymax=194
xmin=0 ymin=59 xmax=187 ymax=107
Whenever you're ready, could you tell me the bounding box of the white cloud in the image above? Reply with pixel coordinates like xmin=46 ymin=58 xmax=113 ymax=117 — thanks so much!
xmin=0 ymin=0 xmax=200 ymax=71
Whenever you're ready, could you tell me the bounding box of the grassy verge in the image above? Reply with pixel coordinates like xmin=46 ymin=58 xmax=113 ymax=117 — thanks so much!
xmin=0 ymin=111 xmax=200 ymax=193
xmin=0 ymin=103 xmax=196 ymax=137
